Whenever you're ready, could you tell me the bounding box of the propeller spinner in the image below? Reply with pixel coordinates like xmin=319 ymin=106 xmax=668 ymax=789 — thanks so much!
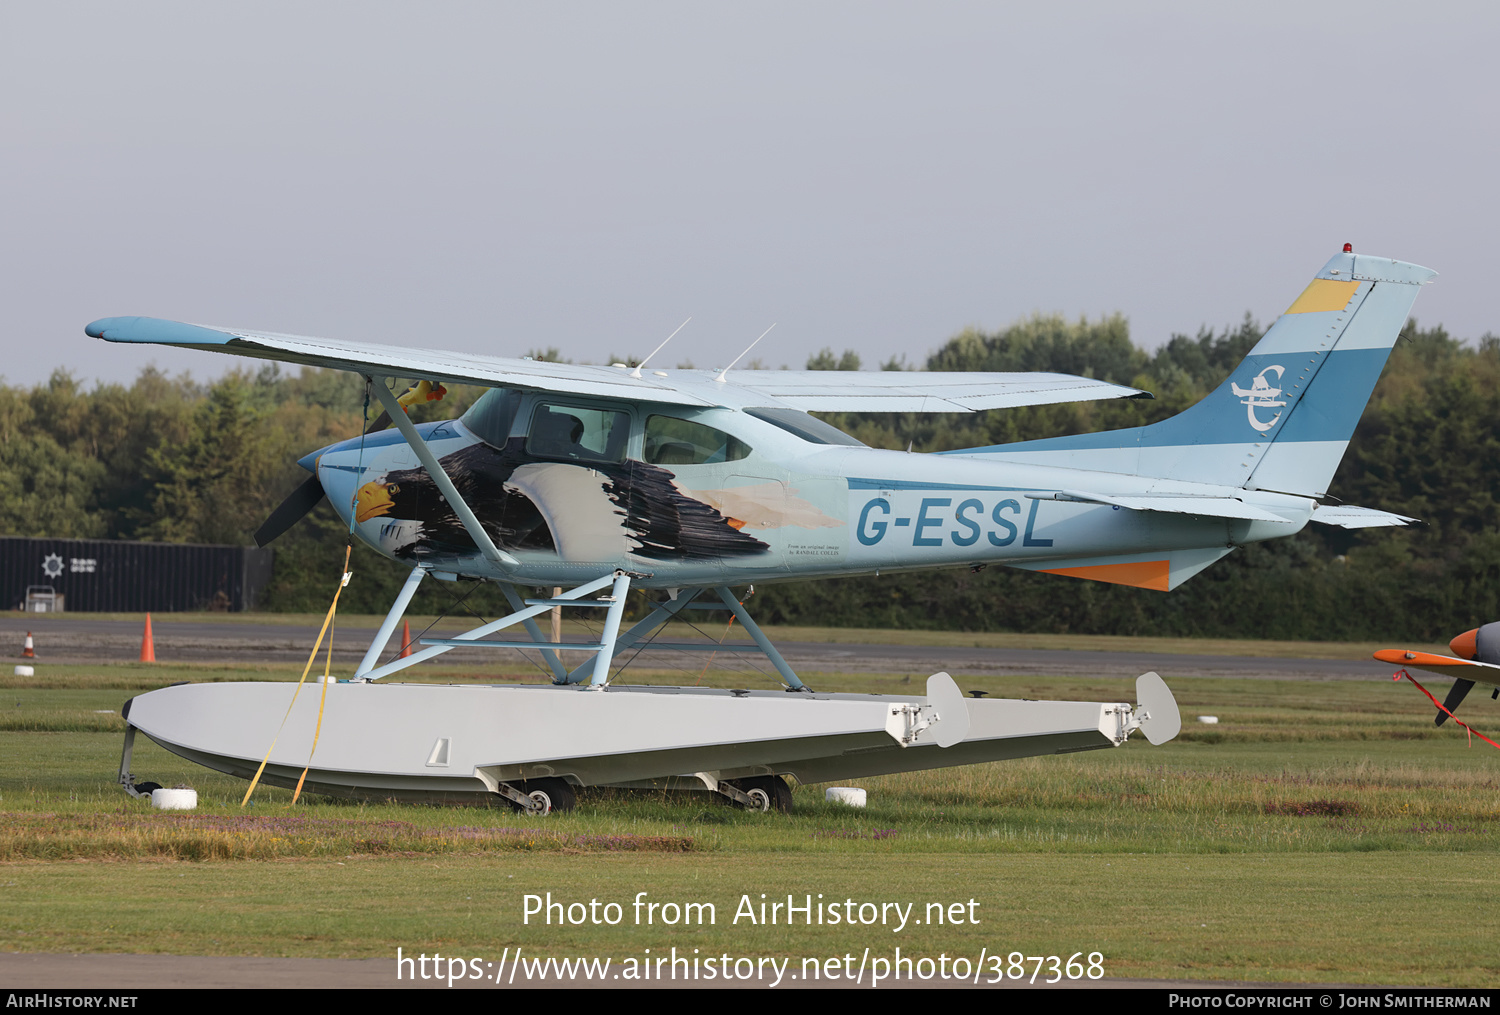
xmin=252 ymin=381 xmax=445 ymax=547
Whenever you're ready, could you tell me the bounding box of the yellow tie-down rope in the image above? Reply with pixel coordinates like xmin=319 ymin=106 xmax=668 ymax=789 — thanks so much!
xmin=241 ymin=546 xmax=353 ymax=807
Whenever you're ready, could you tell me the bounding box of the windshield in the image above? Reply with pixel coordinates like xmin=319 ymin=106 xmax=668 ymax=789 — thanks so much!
xmin=461 ymin=387 xmax=523 ymax=447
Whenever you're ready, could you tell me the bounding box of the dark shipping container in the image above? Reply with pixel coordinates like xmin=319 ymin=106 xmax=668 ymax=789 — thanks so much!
xmin=0 ymin=537 xmax=274 ymax=613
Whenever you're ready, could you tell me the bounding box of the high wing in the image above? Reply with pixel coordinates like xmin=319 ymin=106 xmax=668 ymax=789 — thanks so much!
xmin=85 ymin=317 xmax=1149 ymax=412
xmin=694 ymin=368 xmax=1151 ymax=412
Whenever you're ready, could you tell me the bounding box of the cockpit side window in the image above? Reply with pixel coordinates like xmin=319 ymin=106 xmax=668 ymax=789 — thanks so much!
xmin=644 ymin=415 xmax=751 ymax=465
xmin=461 ymin=387 xmax=523 ymax=448
xmin=526 ymin=402 xmax=629 ymax=462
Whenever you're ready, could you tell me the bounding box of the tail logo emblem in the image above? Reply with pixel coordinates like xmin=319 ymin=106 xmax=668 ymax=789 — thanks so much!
xmin=1231 ymin=365 xmax=1288 ymax=433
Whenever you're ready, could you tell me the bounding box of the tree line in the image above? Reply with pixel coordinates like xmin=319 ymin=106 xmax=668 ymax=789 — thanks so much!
xmin=5 ymin=313 xmax=1497 ymax=641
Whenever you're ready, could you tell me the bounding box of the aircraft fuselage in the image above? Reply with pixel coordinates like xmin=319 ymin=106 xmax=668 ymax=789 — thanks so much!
xmin=312 ymin=394 xmax=1310 ymax=591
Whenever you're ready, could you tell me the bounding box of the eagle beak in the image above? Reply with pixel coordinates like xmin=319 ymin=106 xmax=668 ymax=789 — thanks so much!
xmin=355 ymin=481 xmax=396 ymax=523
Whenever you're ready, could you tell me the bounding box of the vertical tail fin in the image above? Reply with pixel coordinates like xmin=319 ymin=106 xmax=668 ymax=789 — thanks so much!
xmin=965 ymin=250 xmax=1436 ymax=496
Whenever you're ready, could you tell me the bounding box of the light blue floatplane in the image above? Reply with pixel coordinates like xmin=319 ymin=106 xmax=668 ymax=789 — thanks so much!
xmin=97 ymin=247 xmax=1431 ymax=812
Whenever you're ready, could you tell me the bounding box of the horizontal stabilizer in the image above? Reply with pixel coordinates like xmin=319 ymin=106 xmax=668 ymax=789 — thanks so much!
xmin=1311 ymin=504 xmax=1418 ymax=529
xmin=1010 ymin=546 xmax=1234 ymax=592
xmin=1029 ymin=490 xmax=1292 ymax=523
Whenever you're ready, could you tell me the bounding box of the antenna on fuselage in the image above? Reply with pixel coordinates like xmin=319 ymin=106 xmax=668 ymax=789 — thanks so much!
xmin=715 ymin=324 xmax=777 ymax=384
xmin=631 ymin=317 xmax=692 ymax=379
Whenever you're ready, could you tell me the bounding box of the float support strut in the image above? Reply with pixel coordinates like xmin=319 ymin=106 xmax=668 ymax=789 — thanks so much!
xmin=498 ymin=582 xmax=567 ymax=682
xmin=355 ymin=565 xmax=427 ymax=678
xmin=714 ymin=586 xmax=806 ymax=691
xmin=590 ymin=572 xmax=634 ymax=686
xmin=559 ymin=588 xmax=701 ymax=684
xmin=359 ymin=573 xmax=618 ymax=681
xmin=558 ymin=587 xmax=807 ymax=690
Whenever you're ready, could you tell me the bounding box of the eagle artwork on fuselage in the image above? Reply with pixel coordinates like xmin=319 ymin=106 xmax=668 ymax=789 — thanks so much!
xmin=335 ymin=395 xmax=862 ymax=570
xmin=351 ymin=433 xmax=775 ymax=563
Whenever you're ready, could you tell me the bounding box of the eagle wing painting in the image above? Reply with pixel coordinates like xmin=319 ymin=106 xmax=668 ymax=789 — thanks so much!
xmin=354 ymin=438 xmax=770 ymax=563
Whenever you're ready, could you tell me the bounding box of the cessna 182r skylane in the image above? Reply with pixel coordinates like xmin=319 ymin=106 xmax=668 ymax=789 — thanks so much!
xmin=91 ymin=247 xmax=1432 ymax=813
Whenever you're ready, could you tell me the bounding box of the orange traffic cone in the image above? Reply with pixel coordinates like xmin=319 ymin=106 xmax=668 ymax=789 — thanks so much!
xmin=398 ymin=619 xmax=413 ymax=658
xmin=21 ymin=632 xmax=34 ymax=659
xmin=140 ymin=614 xmax=156 ymax=663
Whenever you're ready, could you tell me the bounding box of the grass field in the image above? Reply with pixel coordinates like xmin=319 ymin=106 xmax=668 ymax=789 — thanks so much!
xmin=2 ymin=651 xmax=1499 ymax=986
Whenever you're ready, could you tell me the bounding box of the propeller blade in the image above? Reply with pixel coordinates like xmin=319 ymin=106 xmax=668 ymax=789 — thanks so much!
xmin=250 ymin=389 xmax=404 ymax=546
xmin=254 ymin=473 xmax=327 ymax=548
xmin=1436 ymin=678 xmax=1476 ymax=727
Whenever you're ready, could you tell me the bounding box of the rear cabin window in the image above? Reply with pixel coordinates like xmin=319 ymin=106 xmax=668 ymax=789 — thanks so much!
xmin=526 ymin=402 xmax=629 ymax=463
xmin=744 ymin=407 xmax=867 ymax=447
xmin=644 ymin=416 xmax=751 ymax=465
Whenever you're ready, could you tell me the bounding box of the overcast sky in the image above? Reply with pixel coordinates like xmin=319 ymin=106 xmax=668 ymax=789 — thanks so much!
xmin=2 ymin=2 xmax=1495 ymax=388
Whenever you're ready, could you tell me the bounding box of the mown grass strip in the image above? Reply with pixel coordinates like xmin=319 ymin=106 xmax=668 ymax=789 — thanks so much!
xmin=2 ymin=853 xmax=1496 ymax=986
xmin=0 ymin=811 xmax=695 ymax=861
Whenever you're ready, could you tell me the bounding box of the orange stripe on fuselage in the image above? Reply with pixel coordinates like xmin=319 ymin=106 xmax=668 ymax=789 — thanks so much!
xmin=1039 ymin=559 xmax=1171 ymax=591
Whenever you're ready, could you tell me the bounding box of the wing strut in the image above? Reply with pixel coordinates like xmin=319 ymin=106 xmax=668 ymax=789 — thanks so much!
xmin=370 ymin=376 xmax=519 ymax=569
